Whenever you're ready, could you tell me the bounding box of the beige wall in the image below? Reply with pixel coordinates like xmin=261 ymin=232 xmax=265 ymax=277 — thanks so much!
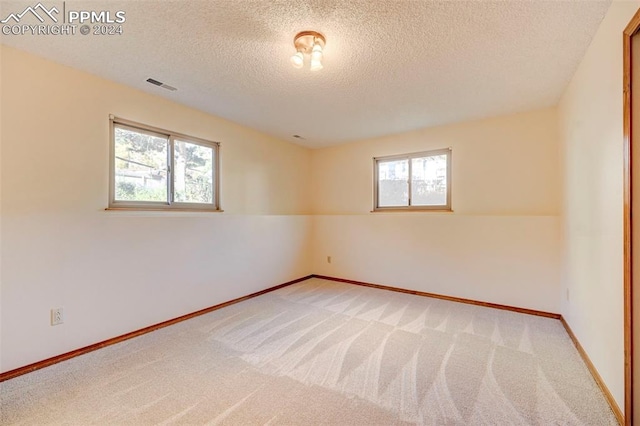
xmin=0 ymin=46 xmax=313 ymax=372
xmin=557 ymin=1 xmax=640 ymax=410
xmin=310 ymin=109 xmax=562 ymax=313
xmin=313 ymin=215 xmax=560 ymax=311
xmin=311 ymin=108 xmax=560 ymax=216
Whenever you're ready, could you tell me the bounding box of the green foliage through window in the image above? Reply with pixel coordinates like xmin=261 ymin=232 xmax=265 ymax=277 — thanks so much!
xmin=111 ymin=120 xmax=219 ymax=210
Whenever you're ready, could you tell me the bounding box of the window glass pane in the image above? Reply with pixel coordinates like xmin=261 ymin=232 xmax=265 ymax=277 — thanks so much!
xmin=411 ymin=155 xmax=447 ymax=206
xmin=114 ymin=126 xmax=168 ymax=202
xmin=173 ymin=140 xmax=214 ymax=204
xmin=378 ymin=159 xmax=409 ymax=207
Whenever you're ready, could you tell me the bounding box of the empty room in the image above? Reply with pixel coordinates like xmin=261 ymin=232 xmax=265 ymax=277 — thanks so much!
xmin=0 ymin=0 xmax=637 ymax=424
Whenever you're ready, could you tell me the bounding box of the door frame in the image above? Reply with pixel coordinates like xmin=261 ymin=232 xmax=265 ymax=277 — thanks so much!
xmin=623 ymin=9 xmax=640 ymax=425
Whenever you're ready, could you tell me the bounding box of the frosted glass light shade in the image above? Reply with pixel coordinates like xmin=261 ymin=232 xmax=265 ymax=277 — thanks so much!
xmin=310 ymin=58 xmax=323 ymax=71
xmin=290 ymin=52 xmax=304 ymax=68
xmin=311 ymin=43 xmax=323 ymax=61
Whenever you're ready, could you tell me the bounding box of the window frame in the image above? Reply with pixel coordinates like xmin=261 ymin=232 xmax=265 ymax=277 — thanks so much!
xmin=108 ymin=116 xmax=221 ymax=211
xmin=373 ymin=148 xmax=452 ymax=212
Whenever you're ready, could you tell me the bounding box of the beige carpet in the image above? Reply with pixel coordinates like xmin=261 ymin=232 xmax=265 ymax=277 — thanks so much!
xmin=1 ymin=278 xmax=617 ymax=425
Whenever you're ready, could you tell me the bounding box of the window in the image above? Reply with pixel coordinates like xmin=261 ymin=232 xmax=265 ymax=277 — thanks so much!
xmin=109 ymin=117 xmax=220 ymax=211
xmin=373 ymin=148 xmax=451 ymax=211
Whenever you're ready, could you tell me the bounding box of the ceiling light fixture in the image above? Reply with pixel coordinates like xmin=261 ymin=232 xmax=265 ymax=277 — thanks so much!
xmin=290 ymin=31 xmax=326 ymax=71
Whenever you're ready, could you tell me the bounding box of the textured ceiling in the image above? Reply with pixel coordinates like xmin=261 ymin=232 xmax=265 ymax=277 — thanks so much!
xmin=0 ymin=1 xmax=611 ymax=148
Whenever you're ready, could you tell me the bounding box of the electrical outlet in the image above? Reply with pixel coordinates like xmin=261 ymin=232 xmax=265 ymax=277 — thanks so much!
xmin=327 ymin=256 xmax=332 ymax=264
xmin=566 ymin=289 xmax=570 ymax=301
xmin=51 ymin=308 xmax=64 ymax=326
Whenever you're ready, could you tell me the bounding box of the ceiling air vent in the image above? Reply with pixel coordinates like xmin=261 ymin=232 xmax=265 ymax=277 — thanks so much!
xmin=146 ymin=78 xmax=177 ymax=91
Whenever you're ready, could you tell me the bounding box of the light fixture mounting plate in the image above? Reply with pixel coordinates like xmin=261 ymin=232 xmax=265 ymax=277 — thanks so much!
xmin=293 ymin=31 xmax=326 ymax=54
